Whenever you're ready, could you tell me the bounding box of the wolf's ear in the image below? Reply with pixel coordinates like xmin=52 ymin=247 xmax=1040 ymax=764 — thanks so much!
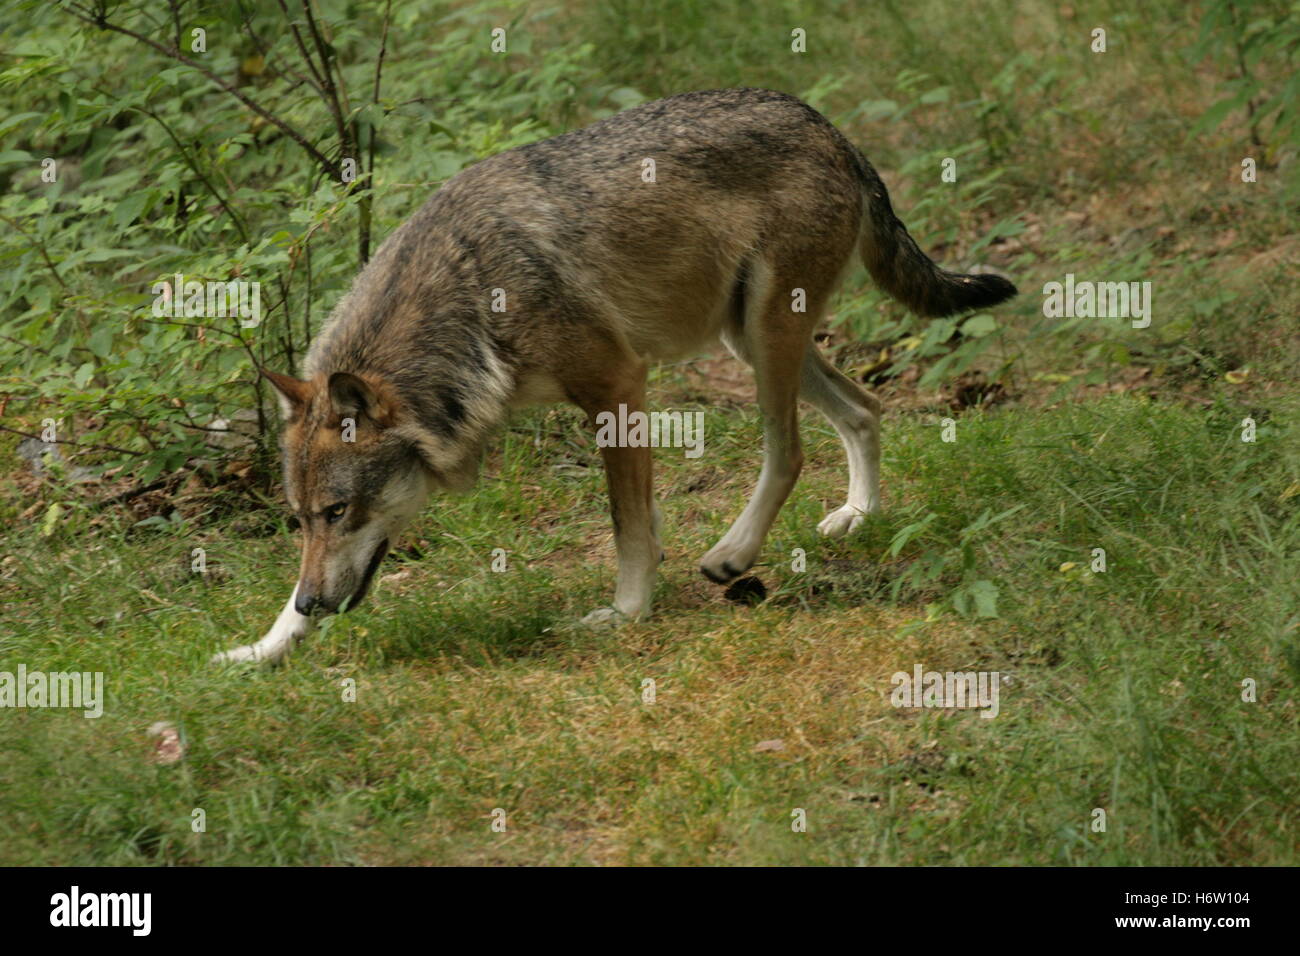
xmin=260 ymin=368 xmax=312 ymax=420
xmin=327 ymin=371 xmax=397 ymax=427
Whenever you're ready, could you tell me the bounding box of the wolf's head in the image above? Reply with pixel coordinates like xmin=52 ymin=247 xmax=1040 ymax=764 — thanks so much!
xmin=262 ymin=368 xmax=435 ymax=617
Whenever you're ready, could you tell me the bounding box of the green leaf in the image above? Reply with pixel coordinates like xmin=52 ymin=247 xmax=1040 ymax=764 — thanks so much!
xmin=111 ymin=191 xmax=154 ymax=232
xmin=961 ymin=313 xmax=998 ymax=337
xmin=888 ymin=512 xmax=938 ymax=557
xmin=1192 ymin=91 xmax=1251 ymax=135
xmin=27 ymin=284 xmax=52 ymax=314
xmin=609 ymin=87 xmax=647 ymax=109
xmin=968 ymin=580 xmax=1000 ymax=618
xmin=0 ymin=112 xmax=43 ymax=136
xmin=87 ymin=325 xmax=115 ymax=359
xmin=859 ymin=99 xmax=900 ymax=121
xmin=40 ymin=502 xmax=64 ymax=538
xmin=81 ymin=249 xmax=136 ymax=263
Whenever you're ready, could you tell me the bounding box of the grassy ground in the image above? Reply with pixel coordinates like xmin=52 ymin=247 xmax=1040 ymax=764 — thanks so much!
xmin=3 ymin=386 xmax=1297 ymax=864
xmin=1 ymin=0 xmax=1298 ymax=864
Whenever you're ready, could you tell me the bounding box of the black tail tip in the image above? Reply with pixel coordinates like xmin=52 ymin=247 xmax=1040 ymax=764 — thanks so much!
xmin=928 ymin=271 xmax=1017 ymax=317
xmin=964 ymin=272 xmax=1018 ymax=308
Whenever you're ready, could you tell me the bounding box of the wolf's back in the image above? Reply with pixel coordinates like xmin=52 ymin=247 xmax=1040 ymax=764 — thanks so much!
xmin=526 ymin=87 xmax=1017 ymax=320
xmin=312 ymin=87 xmax=1014 ymax=378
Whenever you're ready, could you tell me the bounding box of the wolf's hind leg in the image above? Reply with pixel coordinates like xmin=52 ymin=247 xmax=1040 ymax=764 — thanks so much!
xmin=700 ymin=288 xmax=807 ymax=583
xmin=800 ymin=347 xmax=881 ymax=537
xmin=210 ymin=586 xmax=312 ymax=666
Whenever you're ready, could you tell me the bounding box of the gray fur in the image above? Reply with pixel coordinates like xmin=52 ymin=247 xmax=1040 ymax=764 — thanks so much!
xmin=215 ymin=88 xmax=1016 ymax=662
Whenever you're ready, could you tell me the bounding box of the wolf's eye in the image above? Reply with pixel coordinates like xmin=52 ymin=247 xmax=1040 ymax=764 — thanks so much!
xmin=324 ymin=502 xmax=348 ymax=524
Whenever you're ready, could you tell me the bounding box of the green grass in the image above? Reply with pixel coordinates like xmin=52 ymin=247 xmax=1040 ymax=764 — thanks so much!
xmin=2 ymin=384 xmax=1297 ymax=865
xmin=2 ymin=0 xmax=1298 ymax=865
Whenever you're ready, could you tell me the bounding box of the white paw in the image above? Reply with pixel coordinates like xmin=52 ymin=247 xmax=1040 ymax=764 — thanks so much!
xmin=209 ymin=644 xmax=261 ymax=666
xmin=209 ymin=641 xmax=288 ymax=667
xmin=699 ymin=540 xmax=758 ymax=584
xmin=817 ymin=504 xmax=871 ymax=539
xmin=579 ymin=607 xmax=626 ymax=629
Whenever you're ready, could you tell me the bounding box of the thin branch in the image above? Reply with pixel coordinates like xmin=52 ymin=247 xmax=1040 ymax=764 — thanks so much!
xmin=299 ymin=0 xmax=369 ymax=262
xmin=0 ymin=213 xmax=70 ymax=291
xmin=98 ymin=475 xmax=176 ymax=506
xmin=252 ymin=2 xmax=326 ymax=99
xmin=58 ymin=0 xmax=340 ymax=178
xmin=0 ymin=423 xmax=144 ymax=457
xmin=307 ymin=0 xmax=353 ymax=134
xmin=303 ymin=239 xmax=313 ymax=355
xmin=166 ymin=0 xmax=181 ymax=50
xmin=0 ymin=333 xmax=90 ymax=359
xmin=1226 ymin=1 xmax=1264 ymax=149
xmin=297 ymin=0 xmax=348 ymax=153
xmin=373 ymin=0 xmax=392 ymax=105
xmin=116 ymin=100 xmax=250 ymax=240
xmin=119 ymin=407 xmax=255 ymax=435
xmin=136 ymin=315 xmax=247 ymax=344
xmin=274 ymin=0 xmax=330 ymax=94
xmin=366 ymin=0 xmax=392 ymax=251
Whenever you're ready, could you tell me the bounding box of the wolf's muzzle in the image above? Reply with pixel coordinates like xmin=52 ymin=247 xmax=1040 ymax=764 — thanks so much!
xmin=294 ymin=537 xmax=390 ymax=616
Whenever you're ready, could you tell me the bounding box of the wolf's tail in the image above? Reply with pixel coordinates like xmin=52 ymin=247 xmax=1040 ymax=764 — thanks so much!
xmin=853 ymin=151 xmax=1017 ymax=319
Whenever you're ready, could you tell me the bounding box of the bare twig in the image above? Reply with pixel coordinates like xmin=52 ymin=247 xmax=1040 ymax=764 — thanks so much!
xmin=0 ymin=213 xmax=70 ymax=291
xmin=58 ymin=0 xmax=341 ymax=178
xmin=373 ymin=0 xmax=392 ymax=105
xmin=116 ymin=101 xmax=250 ymax=240
xmin=0 ymin=423 xmax=144 ymax=457
xmin=166 ymin=0 xmax=181 ymax=50
xmin=238 ymin=15 xmax=326 ymax=100
xmin=1226 ymin=1 xmax=1264 ymax=149
xmin=296 ymin=0 xmax=370 ymax=263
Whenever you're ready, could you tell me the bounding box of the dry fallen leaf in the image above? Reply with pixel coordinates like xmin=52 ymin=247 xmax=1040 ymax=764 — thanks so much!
xmin=148 ymin=721 xmax=184 ymax=765
xmin=754 ymin=739 xmax=786 ymax=753
xmin=379 ymin=568 xmax=411 ymax=586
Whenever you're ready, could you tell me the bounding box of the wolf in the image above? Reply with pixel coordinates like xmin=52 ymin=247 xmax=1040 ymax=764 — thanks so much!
xmin=210 ymin=87 xmax=1015 ymax=665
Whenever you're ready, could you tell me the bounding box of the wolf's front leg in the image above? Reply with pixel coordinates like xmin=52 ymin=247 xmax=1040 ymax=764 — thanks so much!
xmin=209 ymin=586 xmax=312 ymax=666
xmin=580 ymin=437 xmax=660 ymax=626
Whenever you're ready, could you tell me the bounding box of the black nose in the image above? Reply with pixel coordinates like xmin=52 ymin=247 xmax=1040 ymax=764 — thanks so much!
xmin=294 ymin=591 xmax=321 ymax=616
